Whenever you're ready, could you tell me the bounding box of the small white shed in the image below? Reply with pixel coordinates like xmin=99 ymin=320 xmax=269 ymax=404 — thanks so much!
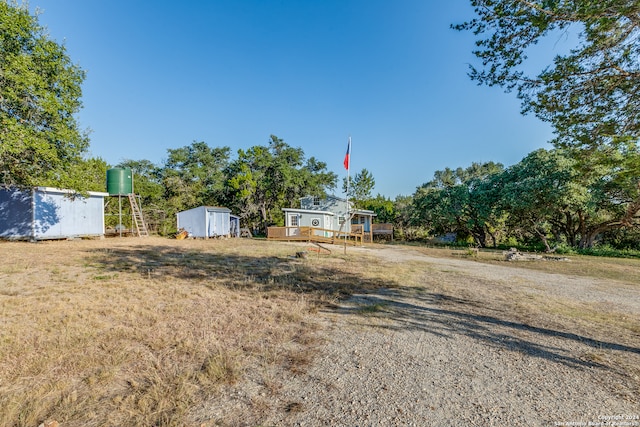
xmin=176 ymin=206 xmax=240 ymax=238
xmin=0 ymin=186 xmax=108 ymax=240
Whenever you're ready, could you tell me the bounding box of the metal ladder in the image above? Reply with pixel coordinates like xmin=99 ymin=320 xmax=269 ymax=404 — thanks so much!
xmin=128 ymin=194 xmax=149 ymax=237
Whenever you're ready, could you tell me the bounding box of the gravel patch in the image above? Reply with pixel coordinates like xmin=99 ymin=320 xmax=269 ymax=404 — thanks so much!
xmin=205 ymin=245 xmax=640 ymax=426
xmin=362 ymin=246 xmax=640 ymax=312
xmin=266 ymin=297 xmax=638 ymax=426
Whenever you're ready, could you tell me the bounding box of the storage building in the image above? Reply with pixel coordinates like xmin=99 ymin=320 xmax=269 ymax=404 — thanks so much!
xmin=176 ymin=206 xmax=240 ymax=238
xmin=0 ymin=187 xmax=108 ymax=240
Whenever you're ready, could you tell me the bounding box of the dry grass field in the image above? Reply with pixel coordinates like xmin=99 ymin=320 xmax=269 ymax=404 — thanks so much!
xmin=0 ymin=237 xmax=638 ymax=426
xmin=0 ymin=237 xmax=409 ymax=427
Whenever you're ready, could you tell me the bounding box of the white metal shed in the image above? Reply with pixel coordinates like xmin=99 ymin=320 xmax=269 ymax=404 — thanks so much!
xmin=176 ymin=206 xmax=239 ymax=238
xmin=0 ymin=186 xmax=108 ymax=240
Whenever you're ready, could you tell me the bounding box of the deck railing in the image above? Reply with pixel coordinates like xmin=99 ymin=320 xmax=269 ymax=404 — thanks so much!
xmin=372 ymin=223 xmax=394 ymax=240
xmin=372 ymin=223 xmax=393 ymax=234
xmin=267 ymin=226 xmax=364 ymax=245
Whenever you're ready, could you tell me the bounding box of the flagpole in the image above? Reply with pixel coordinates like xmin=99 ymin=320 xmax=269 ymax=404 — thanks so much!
xmin=344 ymin=136 xmax=351 ymax=254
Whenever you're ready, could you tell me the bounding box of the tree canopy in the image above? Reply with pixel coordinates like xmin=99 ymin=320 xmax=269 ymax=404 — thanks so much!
xmin=104 ymin=137 xmax=337 ymax=236
xmin=447 ymin=1 xmax=640 ymax=250
xmin=342 ymin=168 xmax=375 ymax=207
xmin=0 ymin=1 xmax=88 ymax=187
xmin=162 ymin=142 xmax=230 ymax=210
xmin=224 ymin=135 xmax=337 ymax=234
xmin=454 ymin=0 xmax=640 ymax=150
xmin=412 ymin=162 xmax=505 ymax=247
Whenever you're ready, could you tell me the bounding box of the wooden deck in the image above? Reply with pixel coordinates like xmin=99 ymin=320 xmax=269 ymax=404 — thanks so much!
xmin=267 ymin=226 xmax=364 ymax=246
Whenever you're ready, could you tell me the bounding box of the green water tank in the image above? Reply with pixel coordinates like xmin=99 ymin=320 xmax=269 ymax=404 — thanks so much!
xmin=106 ymin=168 xmax=133 ymax=195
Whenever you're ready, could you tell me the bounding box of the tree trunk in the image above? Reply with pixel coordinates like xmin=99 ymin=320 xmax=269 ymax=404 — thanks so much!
xmin=487 ymin=229 xmax=498 ymax=248
xmin=579 ymin=230 xmax=598 ymax=249
xmin=565 ymin=211 xmax=577 ymax=246
xmin=530 ymin=219 xmax=552 ymax=252
xmin=471 ymin=227 xmax=487 ymax=248
xmin=259 ymin=203 xmax=268 ymax=235
xmin=540 ymin=233 xmax=552 ymax=252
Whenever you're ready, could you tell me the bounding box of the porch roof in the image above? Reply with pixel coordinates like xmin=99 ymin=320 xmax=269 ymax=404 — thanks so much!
xmin=352 ymin=209 xmax=376 ymax=216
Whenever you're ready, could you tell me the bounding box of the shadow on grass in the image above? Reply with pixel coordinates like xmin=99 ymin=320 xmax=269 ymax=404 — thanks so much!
xmin=86 ymin=244 xmax=391 ymax=299
xmin=338 ymin=291 xmax=640 ymax=372
xmin=87 ymin=243 xmax=640 ymax=373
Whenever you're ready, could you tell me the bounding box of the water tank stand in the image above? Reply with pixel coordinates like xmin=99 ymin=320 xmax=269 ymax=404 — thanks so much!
xmin=128 ymin=194 xmax=149 ymax=237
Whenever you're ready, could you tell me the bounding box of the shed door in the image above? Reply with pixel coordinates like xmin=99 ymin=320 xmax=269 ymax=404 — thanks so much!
xmin=208 ymin=211 xmax=217 ymax=237
xmin=221 ymin=214 xmax=229 ymax=236
xmin=230 ymin=217 xmax=239 ymax=237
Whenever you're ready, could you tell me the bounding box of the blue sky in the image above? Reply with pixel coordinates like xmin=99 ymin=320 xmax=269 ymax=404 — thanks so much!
xmin=30 ymin=0 xmax=570 ymax=198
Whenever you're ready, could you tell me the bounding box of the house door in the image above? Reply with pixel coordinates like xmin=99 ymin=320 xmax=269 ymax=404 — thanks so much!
xmin=287 ymin=213 xmax=300 ymax=236
xmin=324 ymin=216 xmax=332 ymax=237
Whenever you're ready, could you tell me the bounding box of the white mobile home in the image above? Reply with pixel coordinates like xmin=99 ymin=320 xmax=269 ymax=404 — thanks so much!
xmin=176 ymin=206 xmax=240 ymax=238
xmin=0 ymin=187 xmax=108 ymax=240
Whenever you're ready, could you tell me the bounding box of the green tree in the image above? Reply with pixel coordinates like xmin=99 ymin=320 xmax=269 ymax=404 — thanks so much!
xmin=299 ymin=156 xmax=337 ymax=201
xmin=493 ymin=148 xmax=640 ymax=249
xmin=62 ymin=156 xmax=109 ymax=193
xmin=364 ymin=194 xmax=396 ymax=223
xmin=161 ymin=141 xmax=230 ymax=213
xmin=412 ymin=182 xmax=467 ymax=239
xmin=224 ymin=145 xmax=267 ymax=231
xmin=392 ymin=194 xmax=425 ymax=240
xmin=455 ymin=1 xmax=640 ymax=248
xmin=569 ymin=144 xmax=640 ymax=248
xmin=117 ymin=159 xmax=164 ymax=205
xmin=342 ymin=168 xmax=375 ymax=206
xmin=412 ymin=162 xmax=504 ymax=247
xmin=0 ymin=1 xmax=88 ymax=187
xmin=498 ymin=149 xmax=583 ymax=251
xmin=224 ymin=135 xmax=336 ymax=234
xmin=454 ymin=0 xmax=640 ymax=150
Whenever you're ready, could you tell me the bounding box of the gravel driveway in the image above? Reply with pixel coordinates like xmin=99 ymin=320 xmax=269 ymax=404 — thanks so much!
xmin=214 ymin=245 xmax=640 ymax=426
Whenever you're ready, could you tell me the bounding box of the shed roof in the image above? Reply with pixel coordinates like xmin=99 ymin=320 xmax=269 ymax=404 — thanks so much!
xmin=178 ymin=206 xmax=232 ymax=214
xmin=282 ymin=208 xmax=335 ymax=216
xmin=203 ymin=206 xmax=231 ymax=212
xmin=34 ymin=187 xmax=109 ymax=197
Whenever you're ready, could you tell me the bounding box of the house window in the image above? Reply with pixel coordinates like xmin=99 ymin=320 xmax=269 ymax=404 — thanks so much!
xmin=313 ymin=196 xmax=320 ymax=206
xmin=352 ymin=216 xmax=365 ymax=224
xmin=338 ymin=216 xmax=345 ymax=225
xmin=291 ymin=215 xmax=299 ymax=226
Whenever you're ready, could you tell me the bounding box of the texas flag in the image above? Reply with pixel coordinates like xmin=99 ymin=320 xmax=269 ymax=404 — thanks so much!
xmin=343 ymin=137 xmax=351 ymax=170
